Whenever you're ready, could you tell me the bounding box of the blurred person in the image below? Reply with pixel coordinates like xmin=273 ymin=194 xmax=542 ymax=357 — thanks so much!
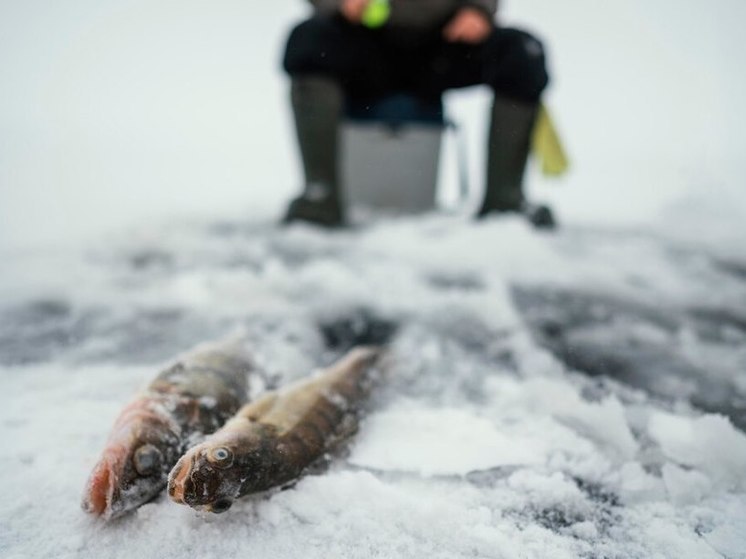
xmin=282 ymin=0 xmax=554 ymax=228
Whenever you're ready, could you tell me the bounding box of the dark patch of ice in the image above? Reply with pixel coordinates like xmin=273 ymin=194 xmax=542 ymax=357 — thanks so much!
xmin=425 ymin=273 xmax=485 ymax=292
xmin=511 ymin=285 xmax=746 ymax=431
xmin=318 ymin=308 xmax=399 ymax=351
xmin=0 ymin=299 xmax=101 ymax=365
xmin=0 ymin=299 xmax=231 ymax=366
xmin=712 ymin=257 xmax=746 ymax=282
xmin=128 ymin=249 xmax=175 ymax=272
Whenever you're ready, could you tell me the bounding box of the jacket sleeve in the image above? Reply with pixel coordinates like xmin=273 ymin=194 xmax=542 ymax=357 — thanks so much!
xmin=306 ymin=0 xmax=499 ymax=18
xmin=462 ymin=0 xmax=498 ymax=17
xmin=307 ymin=0 xmax=341 ymax=15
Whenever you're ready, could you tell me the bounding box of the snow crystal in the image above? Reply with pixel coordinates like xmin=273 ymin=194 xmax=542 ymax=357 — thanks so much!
xmin=648 ymin=411 xmax=746 ymax=490
xmin=349 ymin=401 xmax=548 ymax=475
xmin=661 ymin=463 xmax=712 ymax=506
xmin=616 ymin=462 xmax=666 ymax=505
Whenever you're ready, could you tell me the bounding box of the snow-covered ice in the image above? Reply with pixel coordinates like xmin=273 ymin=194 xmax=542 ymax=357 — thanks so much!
xmin=2 ymin=0 xmax=746 ymax=557
xmin=2 ymin=216 xmax=745 ymax=558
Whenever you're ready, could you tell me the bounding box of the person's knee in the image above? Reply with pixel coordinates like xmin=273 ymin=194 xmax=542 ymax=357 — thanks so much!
xmin=484 ymin=28 xmax=549 ymax=102
xmin=283 ymin=17 xmax=339 ymax=75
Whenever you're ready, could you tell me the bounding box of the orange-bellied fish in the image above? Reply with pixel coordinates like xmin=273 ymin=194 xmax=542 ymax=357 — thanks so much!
xmin=168 ymin=347 xmax=381 ymax=514
xmin=82 ymin=341 xmax=252 ymax=519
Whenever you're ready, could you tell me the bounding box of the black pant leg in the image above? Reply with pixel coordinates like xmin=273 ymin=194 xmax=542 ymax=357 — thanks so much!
xmin=283 ymin=16 xmax=390 ymax=100
xmin=483 ymin=28 xmax=549 ymax=102
xmin=415 ymin=27 xmax=549 ymax=103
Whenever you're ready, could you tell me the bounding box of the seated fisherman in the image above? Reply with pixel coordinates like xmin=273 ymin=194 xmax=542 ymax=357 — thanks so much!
xmin=282 ymin=0 xmax=553 ymax=228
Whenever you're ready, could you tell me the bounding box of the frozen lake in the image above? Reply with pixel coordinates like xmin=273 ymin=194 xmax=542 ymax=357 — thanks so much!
xmin=2 ymin=216 xmax=745 ymax=558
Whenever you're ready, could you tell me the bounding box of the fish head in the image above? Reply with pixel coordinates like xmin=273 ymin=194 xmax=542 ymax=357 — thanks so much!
xmin=82 ymin=404 xmax=180 ymax=520
xmin=168 ymin=430 xmax=267 ymax=514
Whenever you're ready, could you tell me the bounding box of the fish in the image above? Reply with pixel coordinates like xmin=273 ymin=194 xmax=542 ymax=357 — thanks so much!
xmin=82 ymin=341 xmax=252 ymax=520
xmin=167 ymin=346 xmax=382 ymax=514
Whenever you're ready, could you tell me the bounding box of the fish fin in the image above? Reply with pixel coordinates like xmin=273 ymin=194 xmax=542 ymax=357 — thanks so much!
xmin=328 ymin=411 xmax=360 ymax=450
xmin=235 ymin=391 xmax=279 ymax=422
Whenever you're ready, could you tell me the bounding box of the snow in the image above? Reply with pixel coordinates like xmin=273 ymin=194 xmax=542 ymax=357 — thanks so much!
xmin=2 ymin=0 xmax=746 ymax=558
xmin=2 ymin=215 xmax=746 ymax=558
xmin=348 ymin=402 xmax=549 ymax=475
xmin=649 ymin=412 xmax=746 ymax=491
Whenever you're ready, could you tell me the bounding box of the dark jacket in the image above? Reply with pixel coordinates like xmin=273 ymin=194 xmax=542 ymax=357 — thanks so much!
xmin=308 ymin=0 xmax=498 ymax=30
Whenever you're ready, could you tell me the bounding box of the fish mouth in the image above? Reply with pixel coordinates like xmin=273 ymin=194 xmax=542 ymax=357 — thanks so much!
xmin=167 ymin=453 xmax=193 ymax=504
xmin=82 ymin=458 xmax=115 ymax=516
xmin=82 ymin=448 xmax=125 ymax=519
xmin=168 ymin=452 xmax=230 ymax=512
xmin=82 ymin=446 xmax=165 ymax=520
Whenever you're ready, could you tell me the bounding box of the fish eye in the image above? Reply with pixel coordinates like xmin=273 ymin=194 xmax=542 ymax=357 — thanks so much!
xmin=133 ymin=444 xmax=163 ymax=477
xmin=208 ymin=447 xmax=234 ymax=468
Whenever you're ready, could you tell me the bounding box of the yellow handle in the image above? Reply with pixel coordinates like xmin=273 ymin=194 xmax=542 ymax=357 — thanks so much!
xmin=531 ymin=104 xmax=569 ymax=177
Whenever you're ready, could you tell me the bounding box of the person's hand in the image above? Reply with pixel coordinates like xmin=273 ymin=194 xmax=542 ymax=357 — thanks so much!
xmin=443 ymin=7 xmax=493 ymax=44
xmin=341 ymin=0 xmax=369 ymax=23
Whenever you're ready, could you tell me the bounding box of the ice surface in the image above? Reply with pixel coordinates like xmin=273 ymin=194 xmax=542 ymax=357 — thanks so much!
xmin=2 ymin=215 xmax=746 ymax=558
xmin=349 ymin=401 xmax=549 ymax=475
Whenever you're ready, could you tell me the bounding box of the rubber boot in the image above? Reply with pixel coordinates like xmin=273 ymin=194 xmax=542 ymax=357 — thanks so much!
xmin=477 ymin=94 xmax=556 ymax=229
xmin=283 ymin=76 xmax=345 ymax=228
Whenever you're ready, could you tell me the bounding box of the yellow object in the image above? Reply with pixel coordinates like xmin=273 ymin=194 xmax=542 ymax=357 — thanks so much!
xmin=362 ymin=0 xmax=391 ymax=29
xmin=531 ymin=104 xmax=569 ymax=177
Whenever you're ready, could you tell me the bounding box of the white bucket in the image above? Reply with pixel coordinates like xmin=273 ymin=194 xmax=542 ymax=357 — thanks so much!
xmin=341 ymin=121 xmax=444 ymax=214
